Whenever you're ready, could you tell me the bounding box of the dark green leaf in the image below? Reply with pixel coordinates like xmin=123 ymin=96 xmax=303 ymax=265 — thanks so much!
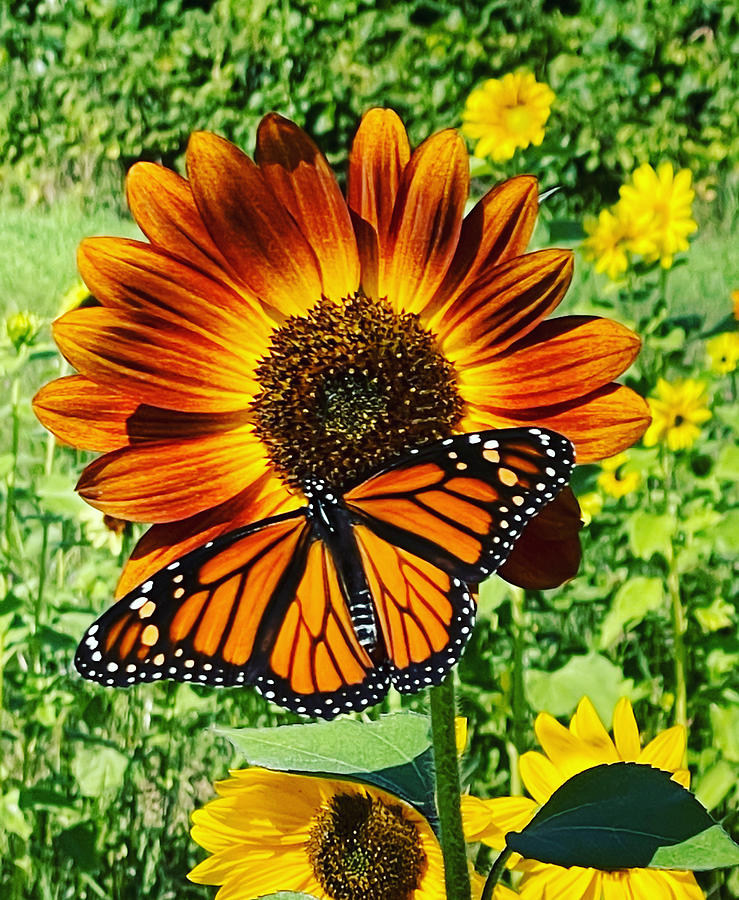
xmin=506 ymin=762 xmax=720 ymax=870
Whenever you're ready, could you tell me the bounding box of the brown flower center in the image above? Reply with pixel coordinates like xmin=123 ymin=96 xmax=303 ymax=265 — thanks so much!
xmin=251 ymin=293 xmax=462 ymax=490
xmin=306 ymin=791 xmax=427 ymax=900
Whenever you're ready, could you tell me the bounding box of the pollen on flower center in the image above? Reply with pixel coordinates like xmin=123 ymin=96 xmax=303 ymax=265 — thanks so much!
xmin=251 ymin=293 xmax=463 ymax=490
xmin=306 ymin=792 xmax=426 ymax=900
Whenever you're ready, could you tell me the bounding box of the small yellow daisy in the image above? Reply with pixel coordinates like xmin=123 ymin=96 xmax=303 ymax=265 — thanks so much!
xmin=188 ymin=767 xmax=445 ymax=899
xmin=582 ymin=204 xmax=634 ymax=281
xmin=462 ymin=697 xmax=705 ymax=900
xmin=643 ymin=378 xmax=711 ymax=451
xmin=596 ymin=451 xmax=641 ymax=498
xmin=462 ymin=70 xmax=555 ymax=162
xmin=618 ymin=162 xmax=698 ymax=269
xmin=706 ymin=332 xmax=739 ymax=375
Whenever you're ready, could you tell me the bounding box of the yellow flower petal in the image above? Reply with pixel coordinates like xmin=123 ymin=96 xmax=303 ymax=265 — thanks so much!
xmin=534 ymin=712 xmax=602 ymax=778
xmin=569 ymin=697 xmax=620 ymax=762
xmin=638 ymin=725 xmax=687 ymax=772
xmin=519 ymin=750 xmax=566 ymax=805
xmin=612 ymin=697 xmax=642 ymax=761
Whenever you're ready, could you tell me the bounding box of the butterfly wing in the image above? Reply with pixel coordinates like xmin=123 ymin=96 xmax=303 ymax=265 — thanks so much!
xmin=352 ymin=523 xmax=475 ymax=694
xmin=344 ymin=427 xmax=575 ymax=584
xmin=75 ymin=509 xmax=388 ymax=718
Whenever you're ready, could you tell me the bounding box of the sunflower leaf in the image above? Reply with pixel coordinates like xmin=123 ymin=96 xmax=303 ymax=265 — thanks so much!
xmin=215 ymin=712 xmax=437 ymax=825
xmin=216 ymin=711 xmax=430 ymax=774
xmin=505 ymin=762 xmax=736 ymax=871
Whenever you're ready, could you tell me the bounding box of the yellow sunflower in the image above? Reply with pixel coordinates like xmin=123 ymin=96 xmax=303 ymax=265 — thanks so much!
xmin=582 ymin=203 xmax=635 ymax=281
xmin=643 ymin=378 xmax=711 ymax=451
xmin=596 ymin=451 xmax=641 ymax=498
xmin=188 ymin=767 xmax=445 ymax=899
xmin=705 ymin=332 xmax=739 ymax=375
xmin=462 ymin=697 xmax=705 ymax=900
xmin=618 ymin=162 xmax=698 ymax=269
xmin=462 ymin=71 xmax=555 ymax=162
xmin=33 ymin=110 xmax=649 ymax=599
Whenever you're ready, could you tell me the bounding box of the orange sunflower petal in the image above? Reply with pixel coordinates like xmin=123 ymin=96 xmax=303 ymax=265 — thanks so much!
xmin=347 ymin=107 xmax=410 ymax=293
xmin=33 ymin=375 xmax=140 ymax=451
xmin=464 ymin=383 xmax=651 ymax=463
xmin=53 ymin=306 xmax=258 ymax=412
xmin=459 ymin=316 xmax=641 ymax=409
xmin=77 ymin=237 xmax=273 ymax=347
xmin=114 ymin=477 xmax=300 ymax=597
xmin=76 ymin=428 xmax=268 ymax=523
xmin=382 ymin=129 xmax=468 ymax=315
xmin=125 ymin=162 xmax=250 ymax=297
xmin=496 ymin=488 xmax=582 ymax=589
xmin=423 ymin=175 xmax=538 ymax=321
xmin=433 ymin=249 xmax=573 ymax=364
xmin=255 ymin=113 xmax=360 ymax=301
xmin=186 ymin=130 xmax=323 ymax=317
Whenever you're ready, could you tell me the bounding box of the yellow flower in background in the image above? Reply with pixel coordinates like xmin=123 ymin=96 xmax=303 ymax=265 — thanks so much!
xmin=189 ymin=767 xmax=445 ymax=899
xmin=58 ymin=279 xmax=95 ymax=315
xmin=597 ymin=451 xmax=642 ymax=498
xmin=462 ymin=697 xmax=705 ymax=900
xmin=577 ymin=490 xmax=604 ymax=525
xmin=582 ymin=203 xmax=634 ymax=281
xmin=618 ymin=162 xmax=697 ymax=268
xmin=643 ymin=378 xmax=711 ymax=451
xmin=462 ymin=70 xmax=555 ymax=162
xmin=706 ymin=332 xmax=739 ymax=375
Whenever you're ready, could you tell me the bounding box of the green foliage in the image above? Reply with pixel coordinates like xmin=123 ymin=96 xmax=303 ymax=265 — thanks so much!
xmin=2 ymin=0 xmax=738 ymax=210
xmin=506 ymin=763 xmax=739 ymax=871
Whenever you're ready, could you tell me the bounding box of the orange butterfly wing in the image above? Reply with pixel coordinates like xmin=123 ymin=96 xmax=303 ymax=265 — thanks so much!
xmin=344 ymin=428 xmax=575 ymax=583
xmin=75 ymin=511 xmax=387 ymax=717
xmin=353 ymin=523 xmax=475 ymax=692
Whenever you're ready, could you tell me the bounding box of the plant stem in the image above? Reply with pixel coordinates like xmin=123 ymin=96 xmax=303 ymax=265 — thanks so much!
xmin=667 ymin=561 xmax=688 ymax=732
xmin=4 ymin=376 xmax=20 ymax=551
xmin=481 ymin=847 xmax=513 ymax=900
xmin=429 ymin=674 xmax=471 ymax=900
xmin=506 ymin=586 xmax=526 ymax=797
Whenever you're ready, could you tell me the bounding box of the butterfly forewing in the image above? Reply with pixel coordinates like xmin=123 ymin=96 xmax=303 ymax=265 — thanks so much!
xmin=344 ymin=427 xmax=575 ymax=583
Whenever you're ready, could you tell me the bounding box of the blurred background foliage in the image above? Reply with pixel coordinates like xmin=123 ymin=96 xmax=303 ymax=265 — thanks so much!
xmin=1 ymin=0 xmax=738 ymax=213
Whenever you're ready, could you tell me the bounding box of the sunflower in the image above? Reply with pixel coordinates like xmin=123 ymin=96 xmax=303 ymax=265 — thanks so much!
xmin=643 ymin=378 xmax=711 ymax=451
xmin=705 ymin=332 xmax=739 ymax=375
xmin=462 ymin=71 xmax=555 ymax=162
xmin=462 ymin=697 xmax=705 ymax=900
xmin=596 ymin=451 xmax=641 ymax=499
xmin=33 ymin=110 xmax=649 ymax=597
xmin=188 ymin=767 xmax=445 ymax=899
xmin=618 ymin=162 xmax=697 ymax=269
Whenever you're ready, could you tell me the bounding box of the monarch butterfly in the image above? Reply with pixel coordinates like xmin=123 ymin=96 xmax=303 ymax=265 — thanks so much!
xmin=75 ymin=427 xmax=574 ymax=718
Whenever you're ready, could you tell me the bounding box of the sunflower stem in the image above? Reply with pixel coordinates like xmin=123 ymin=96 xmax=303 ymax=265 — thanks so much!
xmin=506 ymin=586 xmax=526 ymax=797
xmin=429 ymin=674 xmax=471 ymax=900
xmin=481 ymin=847 xmax=513 ymax=900
xmin=667 ymin=550 xmax=688 ymax=735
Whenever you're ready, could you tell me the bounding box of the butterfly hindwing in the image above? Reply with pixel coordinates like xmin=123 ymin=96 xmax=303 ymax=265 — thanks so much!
xmin=353 ymin=524 xmax=476 ymax=694
xmin=344 ymin=427 xmax=575 ymax=583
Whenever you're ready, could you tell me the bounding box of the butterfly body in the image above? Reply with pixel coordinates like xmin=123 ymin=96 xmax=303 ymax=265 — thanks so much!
xmin=75 ymin=427 xmax=575 ymax=718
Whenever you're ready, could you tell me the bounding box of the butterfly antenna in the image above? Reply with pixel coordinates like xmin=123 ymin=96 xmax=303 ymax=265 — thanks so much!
xmin=538 ymin=185 xmax=561 ymax=204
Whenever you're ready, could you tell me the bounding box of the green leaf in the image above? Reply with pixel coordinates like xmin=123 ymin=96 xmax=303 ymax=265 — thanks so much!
xmin=716 ymin=509 xmax=739 ymax=555
xmin=71 ymin=745 xmax=130 ymax=798
xmin=54 ymin=822 xmax=99 ymax=872
xmin=598 ymin=577 xmax=664 ymax=649
xmin=626 ymin=511 xmax=674 ymax=560
xmin=714 ymin=444 xmax=739 ymax=482
xmin=217 ymin=712 xmax=437 ymax=825
xmin=216 ymin=712 xmax=430 ymax=775
xmin=506 ymin=762 xmax=735 ymax=871
xmin=651 ymin=825 xmax=739 ymax=870
xmin=525 ymin=652 xmax=634 ymax=722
